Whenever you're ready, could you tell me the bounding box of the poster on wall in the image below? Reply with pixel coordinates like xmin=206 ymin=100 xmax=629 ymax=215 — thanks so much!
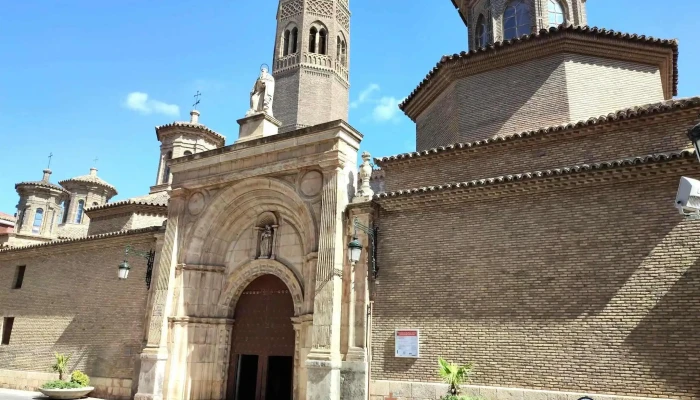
xmin=395 ymin=329 xmax=420 ymax=358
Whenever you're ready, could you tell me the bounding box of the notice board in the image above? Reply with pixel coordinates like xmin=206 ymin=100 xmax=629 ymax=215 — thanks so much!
xmin=395 ymin=329 xmax=419 ymax=358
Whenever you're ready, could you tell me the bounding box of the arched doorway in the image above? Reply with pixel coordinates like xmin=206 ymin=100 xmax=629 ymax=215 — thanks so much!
xmin=227 ymin=274 xmax=295 ymax=400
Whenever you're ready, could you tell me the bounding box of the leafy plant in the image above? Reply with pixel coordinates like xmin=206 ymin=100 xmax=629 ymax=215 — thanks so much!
xmin=70 ymin=370 xmax=90 ymax=387
xmin=41 ymin=380 xmax=82 ymax=389
xmin=51 ymin=353 xmax=71 ymax=380
xmin=440 ymin=396 xmax=484 ymax=400
xmin=438 ymin=357 xmax=474 ymax=396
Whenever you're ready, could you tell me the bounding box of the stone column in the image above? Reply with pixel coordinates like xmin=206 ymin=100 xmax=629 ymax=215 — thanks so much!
xmin=306 ymin=166 xmax=345 ymax=400
xmin=135 ymin=190 xmax=185 ymax=400
xmin=292 ymin=314 xmax=314 ymax=400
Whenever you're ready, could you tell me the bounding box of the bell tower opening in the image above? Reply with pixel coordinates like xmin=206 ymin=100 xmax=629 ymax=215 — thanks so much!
xmin=227 ymin=274 xmax=295 ymax=400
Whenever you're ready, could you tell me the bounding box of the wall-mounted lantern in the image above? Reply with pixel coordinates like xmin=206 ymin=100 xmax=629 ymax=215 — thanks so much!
xmin=687 ymin=123 xmax=700 ymax=162
xmin=347 ymin=217 xmax=378 ymax=278
xmin=118 ymin=245 xmax=156 ymax=289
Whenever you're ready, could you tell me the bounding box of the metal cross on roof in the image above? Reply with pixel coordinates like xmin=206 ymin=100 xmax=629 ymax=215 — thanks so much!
xmin=193 ymin=91 xmax=201 ymax=110
xmin=93 ymin=157 xmax=99 ymax=167
xmin=47 ymin=153 xmax=53 ymax=169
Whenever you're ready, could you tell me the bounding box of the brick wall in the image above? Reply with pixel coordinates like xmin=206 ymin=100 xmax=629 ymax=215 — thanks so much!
xmin=415 ymin=53 xmax=665 ymax=151
xmin=0 ymin=230 xmax=156 ymax=399
xmin=371 ymin=170 xmax=700 ymax=399
xmin=383 ymin=107 xmax=699 ymax=192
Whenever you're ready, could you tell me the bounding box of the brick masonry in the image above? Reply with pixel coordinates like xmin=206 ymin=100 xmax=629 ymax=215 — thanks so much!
xmin=372 ymin=159 xmax=700 ymax=399
xmin=415 ymin=53 xmax=665 ymax=151
xmin=382 ymin=105 xmax=700 ymax=193
xmin=0 ymin=230 xmax=157 ymax=400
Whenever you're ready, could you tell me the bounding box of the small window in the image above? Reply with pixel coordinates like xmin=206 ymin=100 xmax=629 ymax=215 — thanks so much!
xmin=62 ymin=201 xmax=70 ymax=224
xmin=92 ymin=202 xmax=98 ymax=207
xmin=57 ymin=202 xmax=65 ymax=225
xmin=75 ymin=200 xmax=85 ymax=223
xmin=548 ymin=0 xmax=565 ymax=27
xmin=183 ymin=150 xmax=192 ymax=156
xmin=309 ymin=27 xmax=318 ymax=53
xmin=32 ymin=208 xmax=43 ymax=234
xmin=283 ymin=29 xmax=290 ymax=56
xmin=162 ymin=151 xmax=172 ymax=184
xmin=476 ymin=14 xmax=489 ymax=48
xmin=503 ymin=0 xmax=531 ymax=40
xmin=16 ymin=209 xmax=24 ymax=229
xmin=318 ymin=29 xmax=327 ymax=55
xmin=1 ymin=317 xmax=14 ymax=345
xmin=13 ymin=266 xmax=26 ymax=289
xmin=291 ymin=27 xmax=298 ymax=53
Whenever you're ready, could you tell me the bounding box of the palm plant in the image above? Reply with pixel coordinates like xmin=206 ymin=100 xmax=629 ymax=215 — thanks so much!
xmin=438 ymin=357 xmax=473 ymax=395
xmin=52 ymin=353 xmax=70 ymax=380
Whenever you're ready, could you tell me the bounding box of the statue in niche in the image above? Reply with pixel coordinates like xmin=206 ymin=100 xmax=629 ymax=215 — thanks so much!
xmin=258 ymin=225 xmax=274 ymax=259
xmin=246 ymin=65 xmax=275 ymax=117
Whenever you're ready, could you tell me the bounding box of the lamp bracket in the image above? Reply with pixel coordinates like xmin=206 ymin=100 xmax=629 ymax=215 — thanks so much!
xmin=352 ymin=217 xmax=379 ymax=279
xmin=123 ymin=245 xmax=156 ymax=289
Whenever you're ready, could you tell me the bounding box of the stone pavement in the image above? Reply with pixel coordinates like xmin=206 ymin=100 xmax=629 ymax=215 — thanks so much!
xmin=0 ymin=388 xmax=104 ymax=400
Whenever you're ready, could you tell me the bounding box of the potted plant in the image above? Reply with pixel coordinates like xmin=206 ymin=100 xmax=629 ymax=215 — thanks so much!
xmin=438 ymin=357 xmax=476 ymax=400
xmin=38 ymin=354 xmax=94 ymax=399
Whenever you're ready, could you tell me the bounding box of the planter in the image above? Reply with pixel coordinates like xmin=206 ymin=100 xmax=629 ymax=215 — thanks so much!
xmin=38 ymin=386 xmax=94 ymax=399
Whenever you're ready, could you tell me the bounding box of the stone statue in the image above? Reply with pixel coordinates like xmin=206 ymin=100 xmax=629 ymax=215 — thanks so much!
xmin=247 ymin=66 xmax=275 ymax=117
xmin=259 ymin=225 xmax=274 ymax=259
xmin=353 ymin=151 xmax=375 ymax=202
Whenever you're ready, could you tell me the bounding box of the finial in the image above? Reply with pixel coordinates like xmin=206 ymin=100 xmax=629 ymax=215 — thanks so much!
xmin=190 ymin=109 xmax=201 ymax=124
xmin=193 ymin=91 xmax=201 ymax=110
xmin=89 ymin=167 xmax=98 ymax=177
xmin=353 ymin=151 xmax=375 ymax=203
xmin=42 ymin=169 xmax=52 ymax=182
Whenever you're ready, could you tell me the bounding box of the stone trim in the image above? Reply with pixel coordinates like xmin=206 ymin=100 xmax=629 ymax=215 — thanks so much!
xmin=376 ymin=151 xmax=696 ymax=209
xmin=0 ymin=226 xmax=161 ymax=253
xmin=400 ymin=25 xmax=679 ymax=120
xmin=168 ymin=316 xmax=235 ymax=325
xmin=155 ymin=121 xmax=226 ymax=146
xmin=175 ymin=263 xmax=226 ymax=273
xmin=370 ymin=379 xmax=675 ymax=400
xmin=377 ymin=97 xmax=700 ymax=166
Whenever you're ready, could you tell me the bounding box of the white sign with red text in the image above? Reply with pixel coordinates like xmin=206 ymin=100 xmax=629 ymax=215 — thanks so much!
xmin=395 ymin=329 xmax=420 ymax=358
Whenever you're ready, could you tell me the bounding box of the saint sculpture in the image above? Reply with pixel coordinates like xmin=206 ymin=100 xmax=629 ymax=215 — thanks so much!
xmin=247 ymin=66 xmax=275 ymax=117
xmin=259 ymin=225 xmax=274 ymax=259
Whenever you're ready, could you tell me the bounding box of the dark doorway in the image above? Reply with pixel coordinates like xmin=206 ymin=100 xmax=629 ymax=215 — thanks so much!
xmin=235 ymin=355 xmax=259 ymax=400
xmin=227 ymin=275 xmax=295 ymax=400
xmin=265 ymin=356 xmax=293 ymax=399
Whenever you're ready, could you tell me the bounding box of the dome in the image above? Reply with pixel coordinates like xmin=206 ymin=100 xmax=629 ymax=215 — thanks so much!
xmin=59 ymin=168 xmax=118 ymax=198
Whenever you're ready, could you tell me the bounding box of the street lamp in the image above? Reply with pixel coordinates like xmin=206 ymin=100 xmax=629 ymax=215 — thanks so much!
xmin=688 ymin=123 xmax=700 ymax=162
xmin=118 ymin=245 xmax=156 ymax=288
xmin=347 ymin=217 xmax=378 ymax=278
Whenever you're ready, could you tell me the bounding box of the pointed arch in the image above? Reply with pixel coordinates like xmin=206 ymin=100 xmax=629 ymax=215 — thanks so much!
xmin=283 ymin=29 xmax=291 ymax=56
xmin=309 ymin=26 xmax=318 ymax=53
xmin=547 ymin=0 xmax=566 ymax=28
xmin=476 ymin=14 xmax=489 ymax=48
xmin=291 ymin=27 xmax=298 ymax=53
xmin=503 ymin=0 xmax=531 ymax=40
xmin=318 ymin=28 xmax=327 ymax=55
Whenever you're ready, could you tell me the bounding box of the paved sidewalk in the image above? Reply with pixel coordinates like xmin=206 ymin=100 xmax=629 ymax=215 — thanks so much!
xmin=0 ymin=388 xmax=103 ymax=399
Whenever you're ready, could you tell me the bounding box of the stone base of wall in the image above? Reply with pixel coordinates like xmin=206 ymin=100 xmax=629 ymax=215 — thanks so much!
xmin=0 ymin=369 xmax=132 ymax=400
xmin=370 ymin=380 xmax=674 ymax=400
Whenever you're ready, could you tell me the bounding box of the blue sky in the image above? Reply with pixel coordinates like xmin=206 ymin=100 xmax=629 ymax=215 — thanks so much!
xmin=1 ymin=1 xmax=699 ymax=214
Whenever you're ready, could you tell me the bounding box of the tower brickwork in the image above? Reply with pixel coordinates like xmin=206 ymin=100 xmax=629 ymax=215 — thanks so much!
xmin=273 ymin=0 xmax=350 ymax=131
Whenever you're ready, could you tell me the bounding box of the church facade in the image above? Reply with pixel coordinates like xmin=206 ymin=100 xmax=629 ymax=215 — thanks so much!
xmin=2 ymin=1 xmax=700 ymax=400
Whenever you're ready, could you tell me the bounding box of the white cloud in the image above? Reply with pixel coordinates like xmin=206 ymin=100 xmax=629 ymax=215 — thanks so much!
xmin=124 ymin=92 xmax=180 ymax=117
xmin=351 ymin=83 xmax=380 ymax=108
xmin=372 ymin=96 xmax=401 ymax=122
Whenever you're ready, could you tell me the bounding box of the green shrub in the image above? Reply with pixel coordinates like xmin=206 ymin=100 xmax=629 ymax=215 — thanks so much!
xmin=70 ymin=370 xmax=90 ymax=387
xmin=41 ymin=380 xmax=82 ymax=389
xmin=438 ymin=357 xmax=474 ymax=396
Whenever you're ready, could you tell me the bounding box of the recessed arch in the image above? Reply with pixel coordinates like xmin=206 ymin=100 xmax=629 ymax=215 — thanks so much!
xmin=219 ymin=258 xmax=304 ymax=318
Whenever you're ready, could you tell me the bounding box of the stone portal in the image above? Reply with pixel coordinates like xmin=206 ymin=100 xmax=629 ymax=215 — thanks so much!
xmin=227 ymin=275 xmax=295 ymax=400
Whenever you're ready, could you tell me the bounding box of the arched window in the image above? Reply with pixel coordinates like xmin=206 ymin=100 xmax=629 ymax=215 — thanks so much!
xmin=318 ymin=29 xmax=327 ymax=55
xmin=92 ymin=202 xmax=98 ymax=207
xmin=57 ymin=201 xmax=65 ymax=225
xmin=62 ymin=201 xmax=70 ymax=223
xmin=291 ymin=27 xmax=298 ymax=53
xmin=162 ymin=151 xmax=172 ymax=184
xmin=32 ymin=208 xmax=43 ymax=234
xmin=283 ymin=29 xmax=291 ymax=56
xmin=336 ymin=36 xmax=341 ymax=61
xmin=309 ymin=27 xmax=318 ymax=53
xmin=75 ymin=200 xmax=85 ymax=223
xmin=184 ymin=150 xmax=192 ymax=156
xmin=503 ymin=0 xmax=531 ymax=40
xmin=548 ymin=0 xmax=565 ymax=27
xmin=476 ymin=14 xmax=489 ymax=48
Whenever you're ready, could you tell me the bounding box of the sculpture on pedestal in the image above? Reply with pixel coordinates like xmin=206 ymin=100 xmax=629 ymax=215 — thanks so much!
xmin=353 ymin=151 xmax=375 ymax=202
xmin=259 ymin=225 xmax=274 ymax=259
xmin=247 ymin=65 xmax=275 ymax=117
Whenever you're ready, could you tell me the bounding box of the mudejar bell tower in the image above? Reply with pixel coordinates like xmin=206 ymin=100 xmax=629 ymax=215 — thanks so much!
xmin=272 ymin=0 xmax=350 ymax=131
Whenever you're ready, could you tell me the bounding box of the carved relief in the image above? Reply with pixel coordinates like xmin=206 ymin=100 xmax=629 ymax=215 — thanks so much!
xmin=336 ymin=7 xmax=350 ymax=31
xmin=299 ymin=170 xmax=324 ymax=198
xmin=280 ymin=0 xmax=303 ymax=20
xmin=187 ymin=192 xmax=205 ymax=216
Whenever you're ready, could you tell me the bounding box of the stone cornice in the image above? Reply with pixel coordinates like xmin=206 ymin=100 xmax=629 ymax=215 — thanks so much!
xmin=168 ymin=316 xmax=235 ymax=325
xmin=0 ymin=226 xmax=161 ymax=255
xmin=175 ymin=263 xmax=226 ymax=274
xmin=400 ymin=25 xmax=678 ymax=121
xmin=378 ymin=97 xmax=700 ymax=168
xmin=155 ymin=122 xmax=226 ymax=147
xmin=376 ymin=151 xmax=697 ymax=211
xmin=86 ymin=203 xmax=168 ymax=220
